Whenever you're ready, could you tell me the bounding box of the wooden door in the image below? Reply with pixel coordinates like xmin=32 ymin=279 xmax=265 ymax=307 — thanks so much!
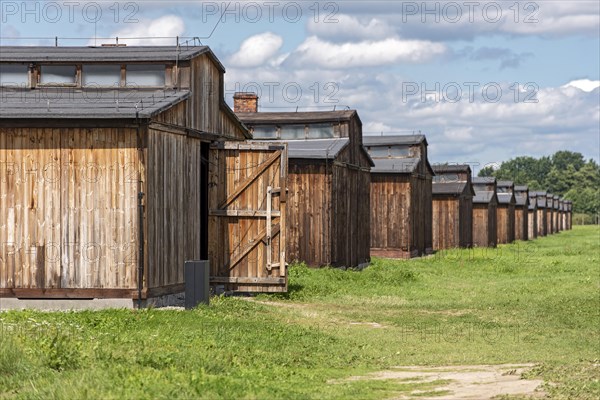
xmin=208 ymin=142 xmax=287 ymax=292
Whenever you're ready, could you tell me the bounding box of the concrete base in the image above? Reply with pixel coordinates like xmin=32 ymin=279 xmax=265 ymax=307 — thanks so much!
xmin=0 ymin=298 xmax=134 ymax=311
xmin=0 ymin=292 xmax=186 ymax=311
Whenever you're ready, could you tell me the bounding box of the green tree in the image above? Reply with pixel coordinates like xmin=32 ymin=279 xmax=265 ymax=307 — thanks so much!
xmin=552 ymin=151 xmax=585 ymax=171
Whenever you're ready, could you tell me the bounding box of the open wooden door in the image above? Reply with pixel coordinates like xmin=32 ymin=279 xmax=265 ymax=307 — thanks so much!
xmin=208 ymin=142 xmax=287 ymax=292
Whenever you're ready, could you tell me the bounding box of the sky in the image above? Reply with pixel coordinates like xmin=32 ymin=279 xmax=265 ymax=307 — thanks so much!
xmin=1 ymin=0 xmax=599 ymax=172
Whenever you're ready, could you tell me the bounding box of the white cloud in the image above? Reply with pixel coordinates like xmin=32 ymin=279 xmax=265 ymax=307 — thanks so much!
xmin=306 ymin=14 xmax=395 ymax=41
xmin=285 ymin=36 xmax=446 ymax=69
xmin=228 ymin=32 xmax=283 ymax=68
xmin=563 ymin=79 xmax=600 ymax=93
xmin=95 ymin=15 xmax=185 ymax=46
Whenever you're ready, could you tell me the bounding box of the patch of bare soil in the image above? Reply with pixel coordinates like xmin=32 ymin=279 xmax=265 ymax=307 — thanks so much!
xmin=333 ymin=364 xmax=545 ymax=400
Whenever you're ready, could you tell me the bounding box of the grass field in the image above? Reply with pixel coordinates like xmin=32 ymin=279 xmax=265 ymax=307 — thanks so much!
xmin=1 ymin=226 xmax=599 ymax=399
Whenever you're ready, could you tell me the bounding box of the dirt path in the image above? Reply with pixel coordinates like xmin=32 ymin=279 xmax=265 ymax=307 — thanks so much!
xmin=334 ymin=364 xmax=545 ymax=399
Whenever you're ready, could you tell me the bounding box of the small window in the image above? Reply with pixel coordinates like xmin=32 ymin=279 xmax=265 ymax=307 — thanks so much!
xmin=367 ymin=146 xmax=390 ymax=158
xmin=252 ymin=126 xmax=278 ymax=139
xmin=389 ymin=145 xmax=411 ymax=157
xmin=0 ymin=64 xmax=28 ymax=86
xmin=83 ymin=65 xmax=121 ymax=87
xmin=40 ymin=65 xmax=76 ymax=85
xmin=280 ymin=125 xmax=306 ymax=140
xmin=433 ymin=173 xmax=459 ymax=183
xmin=307 ymin=124 xmax=335 ymax=139
xmin=126 ymin=64 xmax=165 ymax=86
xmin=497 ymin=187 xmax=509 ymax=193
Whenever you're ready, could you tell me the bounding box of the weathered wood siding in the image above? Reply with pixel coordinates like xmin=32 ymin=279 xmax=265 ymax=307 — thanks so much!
xmin=496 ymin=204 xmax=515 ymax=244
xmin=514 ymin=206 xmax=528 ymax=241
xmin=146 ymin=127 xmax=203 ymax=291
xmin=528 ymin=209 xmax=537 ymax=239
xmin=286 ymin=154 xmax=370 ymax=268
xmin=208 ymin=143 xmax=287 ymax=292
xmin=331 ymin=146 xmax=371 ymax=267
xmin=433 ymin=194 xmax=473 ymax=250
xmin=546 ymin=207 xmax=553 ymax=235
xmin=287 ymin=161 xmax=330 ymax=266
xmin=184 ymin=56 xmax=246 ymax=139
xmin=537 ymin=207 xmax=547 ymax=237
xmin=473 ymin=203 xmax=497 ymax=247
xmin=433 ymin=198 xmax=458 ymax=250
xmin=0 ymin=127 xmax=142 ymax=292
xmin=370 ymin=174 xmax=413 ymax=258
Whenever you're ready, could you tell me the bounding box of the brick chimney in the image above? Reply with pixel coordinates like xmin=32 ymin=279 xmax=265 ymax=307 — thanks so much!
xmin=233 ymin=92 xmax=258 ymax=113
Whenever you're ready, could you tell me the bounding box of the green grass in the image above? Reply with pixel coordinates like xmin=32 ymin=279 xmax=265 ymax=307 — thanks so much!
xmin=1 ymin=226 xmax=599 ymax=399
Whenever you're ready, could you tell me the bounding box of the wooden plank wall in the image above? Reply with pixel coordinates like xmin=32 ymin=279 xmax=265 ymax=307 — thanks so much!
xmin=286 ymin=161 xmax=330 ymax=266
xmin=146 ymin=128 xmax=203 ymax=290
xmin=528 ymin=209 xmax=538 ymax=239
xmin=473 ymin=205 xmax=488 ymax=247
xmin=370 ymin=174 xmax=413 ymax=258
xmin=432 ymin=197 xmax=459 ymax=249
xmin=514 ymin=206 xmax=528 ymax=241
xmin=496 ymin=205 xmax=515 ymax=244
xmin=460 ymin=195 xmax=473 ymax=248
xmin=187 ymin=56 xmax=246 ymax=139
xmin=433 ymin=194 xmax=473 ymax=250
xmin=0 ymin=127 xmax=141 ymax=291
xmin=537 ymin=207 xmax=547 ymax=236
xmin=488 ymin=202 xmax=498 ymax=247
xmin=546 ymin=207 xmax=553 ymax=235
xmin=331 ymin=147 xmax=371 ymax=267
xmin=208 ymin=145 xmax=285 ymax=292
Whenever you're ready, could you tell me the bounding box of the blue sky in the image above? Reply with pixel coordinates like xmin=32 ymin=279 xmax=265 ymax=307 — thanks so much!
xmin=1 ymin=0 xmax=598 ymax=170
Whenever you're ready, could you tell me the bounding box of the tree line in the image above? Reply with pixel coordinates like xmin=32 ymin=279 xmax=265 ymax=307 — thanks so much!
xmin=478 ymin=151 xmax=600 ymax=216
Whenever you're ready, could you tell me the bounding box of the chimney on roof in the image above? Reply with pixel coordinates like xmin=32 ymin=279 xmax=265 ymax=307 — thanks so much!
xmin=234 ymin=92 xmax=258 ymax=113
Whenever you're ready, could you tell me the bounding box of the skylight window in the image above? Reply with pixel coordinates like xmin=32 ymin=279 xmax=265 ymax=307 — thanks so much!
xmin=0 ymin=64 xmax=28 ymax=86
xmin=126 ymin=65 xmax=165 ymax=86
xmin=82 ymin=65 xmax=121 ymax=87
xmin=40 ymin=65 xmax=76 ymax=85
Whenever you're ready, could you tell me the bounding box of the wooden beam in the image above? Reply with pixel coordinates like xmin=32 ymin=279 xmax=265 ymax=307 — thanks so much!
xmin=210 ymin=277 xmax=286 ymax=285
xmin=209 ymin=210 xmax=281 ymax=218
xmin=218 ymin=150 xmax=281 ymax=209
xmin=0 ymin=288 xmax=140 ymax=299
xmin=226 ymin=224 xmax=280 ymax=271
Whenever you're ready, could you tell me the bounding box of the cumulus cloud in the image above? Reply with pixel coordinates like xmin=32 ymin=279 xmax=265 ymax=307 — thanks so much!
xmin=306 ymin=14 xmax=395 ymax=41
xmin=320 ymin=1 xmax=600 ymax=40
xmin=455 ymin=46 xmax=534 ymax=70
xmin=283 ymin=36 xmax=446 ymax=69
xmin=228 ymin=32 xmax=283 ymax=68
xmin=95 ymin=15 xmax=185 ymax=46
xmin=563 ymin=79 xmax=600 ymax=93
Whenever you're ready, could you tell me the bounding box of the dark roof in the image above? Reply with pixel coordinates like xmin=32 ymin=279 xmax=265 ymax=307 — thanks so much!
xmin=363 ymin=134 xmax=426 ymax=146
xmin=497 ymin=180 xmax=514 ymax=188
xmin=472 ymin=177 xmax=496 ymax=184
xmin=536 ymin=197 xmax=547 ymax=207
xmin=497 ymin=193 xmax=515 ymax=205
xmin=432 ymin=182 xmax=470 ymax=196
xmin=0 ymin=88 xmax=189 ymax=119
xmin=283 ymin=138 xmax=349 ymax=160
xmin=473 ymin=191 xmax=496 ymax=204
xmin=432 ymin=164 xmax=471 ymax=174
xmin=370 ymin=157 xmax=420 ymax=174
xmin=0 ymin=45 xmax=214 ymax=63
xmin=514 ymin=194 xmax=529 ymax=206
xmin=237 ymin=110 xmax=358 ymax=125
